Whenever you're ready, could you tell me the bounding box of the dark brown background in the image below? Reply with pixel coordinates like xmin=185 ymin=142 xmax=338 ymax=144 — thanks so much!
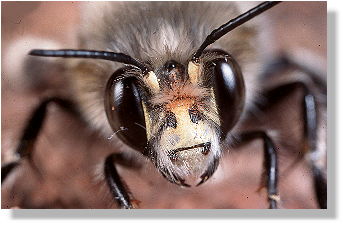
xmin=1 ymin=2 xmax=326 ymax=209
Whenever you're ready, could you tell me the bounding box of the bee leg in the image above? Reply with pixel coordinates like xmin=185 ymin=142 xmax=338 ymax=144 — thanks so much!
xmin=261 ymin=81 xmax=327 ymax=209
xmin=1 ymin=97 xmax=79 ymax=182
xmin=235 ymin=131 xmax=279 ymax=209
xmin=301 ymin=85 xmax=326 ymax=210
xmin=104 ymin=153 xmax=134 ymax=209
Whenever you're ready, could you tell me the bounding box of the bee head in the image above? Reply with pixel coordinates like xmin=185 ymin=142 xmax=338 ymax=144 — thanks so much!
xmin=104 ymin=50 xmax=245 ymax=186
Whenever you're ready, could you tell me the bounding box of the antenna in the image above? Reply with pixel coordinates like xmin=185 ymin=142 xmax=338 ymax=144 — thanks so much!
xmin=192 ymin=1 xmax=281 ymax=61
xmin=29 ymin=49 xmax=148 ymax=73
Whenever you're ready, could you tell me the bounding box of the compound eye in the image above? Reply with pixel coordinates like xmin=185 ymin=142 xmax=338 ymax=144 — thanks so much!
xmin=105 ymin=70 xmax=147 ymax=150
xmin=213 ymin=57 xmax=245 ymax=139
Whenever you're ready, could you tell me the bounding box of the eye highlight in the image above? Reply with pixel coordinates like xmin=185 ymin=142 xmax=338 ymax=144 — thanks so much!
xmin=105 ymin=69 xmax=147 ymax=150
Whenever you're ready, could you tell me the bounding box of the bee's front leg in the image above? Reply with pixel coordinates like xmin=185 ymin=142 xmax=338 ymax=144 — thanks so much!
xmin=104 ymin=153 xmax=137 ymax=209
xmin=235 ymin=131 xmax=279 ymax=209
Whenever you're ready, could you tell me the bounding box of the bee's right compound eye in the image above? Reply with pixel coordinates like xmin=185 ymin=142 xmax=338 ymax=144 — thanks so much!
xmin=105 ymin=69 xmax=147 ymax=150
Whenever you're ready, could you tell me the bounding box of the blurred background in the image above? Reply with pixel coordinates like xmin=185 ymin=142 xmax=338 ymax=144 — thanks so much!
xmin=1 ymin=2 xmax=326 ymax=209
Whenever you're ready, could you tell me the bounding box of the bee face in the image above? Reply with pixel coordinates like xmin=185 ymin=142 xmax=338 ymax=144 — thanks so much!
xmin=144 ymin=61 xmax=220 ymax=186
xmin=105 ymin=51 xmax=245 ymax=186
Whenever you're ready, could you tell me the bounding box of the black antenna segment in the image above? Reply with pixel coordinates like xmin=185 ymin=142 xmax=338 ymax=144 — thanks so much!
xmin=192 ymin=1 xmax=281 ymax=61
xmin=29 ymin=49 xmax=148 ymax=73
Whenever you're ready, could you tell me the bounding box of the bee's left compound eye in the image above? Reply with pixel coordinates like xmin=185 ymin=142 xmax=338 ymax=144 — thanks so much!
xmin=105 ymin=69 xmax=147 ymax=150
xmin=211 ymin=56 xmax=245 ymax=139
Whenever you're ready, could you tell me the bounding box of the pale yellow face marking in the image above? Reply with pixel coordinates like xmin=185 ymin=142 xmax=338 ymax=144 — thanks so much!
xmin=162 ymin=99 xmax=211 ymax=150
xmin=141 ymin=102 xmax=152 ymax=140
xmin=144 ymin=71 xmax=160 ymax=93
xmin=141 ymin=66 xmax=219 ymax=154
xmin=187 ymin=61 xmax=201 ymax=84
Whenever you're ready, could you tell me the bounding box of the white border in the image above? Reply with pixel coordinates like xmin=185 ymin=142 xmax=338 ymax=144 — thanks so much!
xmin=0 ymin=0 xmax=341 ymax=224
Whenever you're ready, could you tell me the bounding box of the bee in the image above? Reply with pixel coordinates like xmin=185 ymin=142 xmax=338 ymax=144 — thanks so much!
xmin=2 ymin=1 xmax=326 ymax=209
